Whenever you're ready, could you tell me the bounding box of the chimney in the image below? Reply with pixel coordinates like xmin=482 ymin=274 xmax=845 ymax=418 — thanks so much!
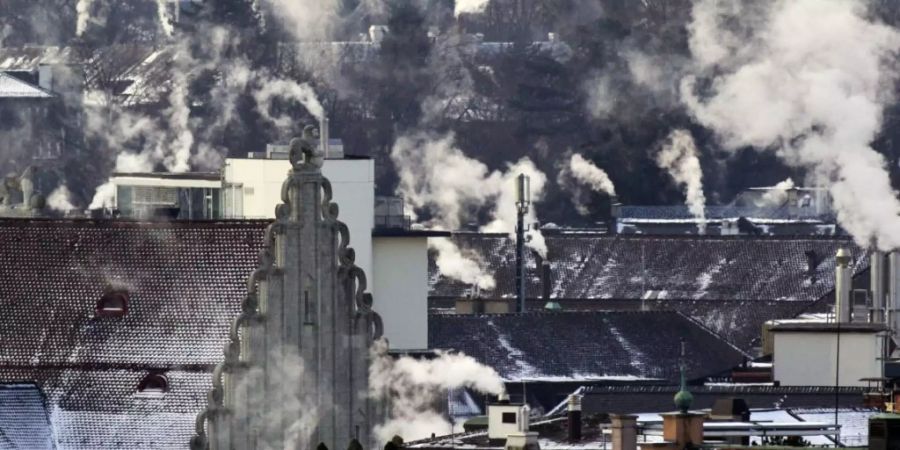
xmin=835 ymin=248 xmax=852 ymax=322
xmin=872 ymin=251 xmax=887 ymax=323
xmin=610 ymin=414 xmax=637 ymax=450
xmin=890 ymin=252 xmax=900 ymax=335
xmin=38 ymin=65 xmax=53 ymax=92
xmin=567 ymin=394 xmax=582 ymax=442
xmin=319 ymin=116 xmax=329 ymax=158
xmin=609 ymin=196 xmax=622 ymax=235
xmin=541 ymin=262 xmax=551 ymax=302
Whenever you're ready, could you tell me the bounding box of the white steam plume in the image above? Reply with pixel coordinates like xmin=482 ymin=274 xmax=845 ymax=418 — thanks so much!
xmin=681 ymin=0 xmax=900 ymax=249
xmin=370 ymin=340 xmax=504 ymax=442
xmin=757 ymin=178 xmax=795 ymax=207
xmin=47 ymin=185 xmax=76 ymax=213
xmin=392 ymin=132 xmax=548 ymax=287
xmin=253 ymin=79 xmax=325 ymax=128
xmin=558 ymin=153 xmax=616 ymax=216
xmin=454 ymin=0 xmax=490 ymax=17
xmin=75 ymin=0 xmax=95 ymax=36
xmin=430 ymin=237 xmax=496 ymax=290
xmin=89 ymin=182 xmax=117 ymax=210
xmin=656 ymin=129 xmax=707 ymax=233
xmin=156 ymin=0 xmax=174 ymax=37
xmin=568 ymin=153 xmax=616 ymax=197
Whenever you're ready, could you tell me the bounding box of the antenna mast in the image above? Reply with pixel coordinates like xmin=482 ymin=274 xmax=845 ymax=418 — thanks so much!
xmin=516 ymin=174 xmax=531 ymax=313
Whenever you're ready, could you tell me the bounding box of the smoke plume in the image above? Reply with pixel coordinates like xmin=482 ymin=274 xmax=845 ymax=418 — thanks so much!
xmin=681 ymin=0 xmax=900 ymax=249
xmin=656 ymin=129 xmax=707 ymax=232
xmin=392 ymin=132 xmax=548 ymax=287
xmin=454 ymin=0 xmax=490 ymax=17
xmin=557 ymin=153 xmax=616 ymax=216
xmin=370 ymin=340 xmax=504 ymax=442
xmin=757 ymin=178 xmax=795 ymax=207
xmin=75 ymin=0 xmax=95 ymax=36
xmin=430 ymin=237 xmax=496 ymax=290
xmin=156 ymin=0 xmax=174 ymax=37
xmin=47 ymin=185 xmax=76 ymax=213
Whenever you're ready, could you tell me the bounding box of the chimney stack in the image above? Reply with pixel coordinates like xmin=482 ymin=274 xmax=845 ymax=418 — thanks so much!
xmin=610 ymin=414 xmax=637 ymax=450
xmin=889 ymin=253 xmax=900 ymax=336
xmin=835 ymin=248 xmax=852 ymax=322
xmin=872 ymin=251 xmax=887 ymax=323
xmin=38 ymin=65 xmax=53 ymax=92
xmin=567 ymin=394 xmax=582 ymax=442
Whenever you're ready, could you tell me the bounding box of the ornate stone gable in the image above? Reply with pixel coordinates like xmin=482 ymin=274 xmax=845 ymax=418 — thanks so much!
xmin=192 ymin=126 xmax=383 ymax=450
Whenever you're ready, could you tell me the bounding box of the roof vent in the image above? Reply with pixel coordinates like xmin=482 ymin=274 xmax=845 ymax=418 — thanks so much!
xmin=96 ymin=289 xmax=129 ymax=317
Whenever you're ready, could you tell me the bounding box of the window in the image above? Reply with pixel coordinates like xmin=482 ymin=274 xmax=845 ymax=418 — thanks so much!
xmin=96 ymin=290 xmax=129 ymax=317
xmin=138 ymin=373 xmax=169 ymax=395
xmin=501 ymin=412 xmax=517 ymax=424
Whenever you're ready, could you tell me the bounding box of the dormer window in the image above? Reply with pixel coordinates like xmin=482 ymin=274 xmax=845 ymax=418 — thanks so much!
xmin=96 ymin=290 xmax=129 ymax=317
xmin=137 ymin=373 xmax=169 ymax=396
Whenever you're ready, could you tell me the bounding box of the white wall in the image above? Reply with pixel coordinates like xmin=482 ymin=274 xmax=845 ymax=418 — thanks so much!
xmin=373 ymin=236 xmax=428 ymax=349
xmin=224 ymin=158 xmax=375 ymax=279
xmin=773 ymin=331 xmax=881 ymax=387
xmin=488 ymin=404 xmax=529 ymax=440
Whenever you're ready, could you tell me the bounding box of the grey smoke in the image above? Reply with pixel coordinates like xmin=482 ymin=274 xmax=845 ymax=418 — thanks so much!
xmin=681 ymin=0 xmax=900 ymax=249
xmin=656 ymin=129 xmax=707 ymax=233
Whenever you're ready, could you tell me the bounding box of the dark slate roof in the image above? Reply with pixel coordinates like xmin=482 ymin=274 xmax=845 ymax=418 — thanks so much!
xmin=0 ymin=368 xmax=207 ymax=449
xmin=0 ymin=218 xmax=267 ymax=367
xmin=428 ymin=233 xmax=866 ymax=302
xmin=0 ymin=218 xmax=269 ymax=449
xmin=0 ymin=384 xmax=53 ymax=449
xmin=618 ymin=205 xmax=833 ymax=222
xmin=582 ymin=385 xmax=867 ymax=415
xmin=428 ymin=311 xmax=745 ymax=382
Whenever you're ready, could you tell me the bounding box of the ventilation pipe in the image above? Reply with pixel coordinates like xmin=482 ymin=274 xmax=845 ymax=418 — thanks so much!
xmin=890 ymin=252 xmax=900 ymax=335
xmin=319 ymin=116 xmax=330 ymax=158
xmin=835 ymin=248 xmax=852 ymax=322
xmin=872 ymin=251 xmax=886 ymax=323
xmin=567 ymin=394 xmax=582 ymax=442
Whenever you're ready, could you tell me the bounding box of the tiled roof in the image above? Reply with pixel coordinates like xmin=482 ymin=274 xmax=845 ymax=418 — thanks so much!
xmin=0 ymin=368 xmax=208 ymax=449
xmin=0 ymin=218 xmax=268 ymax=367
xmin=0 ymin=73 xmax=53 ymax=98
xmin=582 ymin=385 xmax=867 ymax=414
xmin=0 ymin=384 xmax=53 ymax=449
xmin=428 ymin=311 xmax=746 ymax=382
xmin=0 ymin=218 xmax=270 ymax=448
xmin=428 ymin=233 xmax=866 ymax=302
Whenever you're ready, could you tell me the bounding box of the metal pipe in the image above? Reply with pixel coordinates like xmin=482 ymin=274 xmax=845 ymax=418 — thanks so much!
xmin=835 ymin=248 xmax=851 ymax=322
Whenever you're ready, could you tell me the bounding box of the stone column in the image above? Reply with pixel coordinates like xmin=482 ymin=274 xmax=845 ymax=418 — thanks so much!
xmin=610 ymin=414 xmax=638 ymax=450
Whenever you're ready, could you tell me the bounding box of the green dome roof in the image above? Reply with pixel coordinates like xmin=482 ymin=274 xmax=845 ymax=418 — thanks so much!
xmin=674 ymin=389 xmax=693 ymax=413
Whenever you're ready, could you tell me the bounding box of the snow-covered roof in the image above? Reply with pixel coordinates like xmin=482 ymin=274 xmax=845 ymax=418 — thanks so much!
xmin=429 ymin=311 xmax=745 ymax=382
xmin=0 ymin=384 xmax=53 ymax=449
xmin=0 ymin=73 xmax=53 ymax=98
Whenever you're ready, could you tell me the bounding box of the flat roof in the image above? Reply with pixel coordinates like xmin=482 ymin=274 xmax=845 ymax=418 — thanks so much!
xmin=112 ymin=172 xmax=221 ymax=181
xmin=373 ymin=228 xmax=452 ymax=238
xmin=770 ymin=322 xmax=887 ymax=333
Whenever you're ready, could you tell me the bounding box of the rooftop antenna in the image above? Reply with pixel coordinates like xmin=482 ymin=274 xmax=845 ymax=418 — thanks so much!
xmin=515 ymin=174 xmax=530 ymax=313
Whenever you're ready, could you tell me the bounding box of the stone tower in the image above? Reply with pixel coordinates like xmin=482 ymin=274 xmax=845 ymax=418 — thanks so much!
xmin=191 ymin=127 xmax=384 ymax=450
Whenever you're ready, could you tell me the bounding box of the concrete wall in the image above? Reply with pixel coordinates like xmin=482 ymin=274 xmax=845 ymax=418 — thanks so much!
xmin=224 ymin=158 xmax=375 ymax=279
xmin=773 ymin=331 xmax=881 ymax=387
xmin=373 ymin=236 xmax=428 ymax=349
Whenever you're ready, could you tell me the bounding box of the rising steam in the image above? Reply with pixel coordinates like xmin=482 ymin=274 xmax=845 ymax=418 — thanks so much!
xmin=370 ymin=340 xmax=504 ymax=442
xmin=558 ymin=153 xmax=616 ymax=216
xmin=681 ymin=0 xmax=900 ymax=249
xmin=657 ymin=129 xmax=707 ymax=233
xmin=156 ymin=0 xmax=174 ymax=37
xmin=392 ymin=132 xmax=547 ymax=287
xmin=47 ymin=185 xmax=76 ymax=213
xmin=75 ymin=0 xmax=95 ymax=36
xmin=757 ymin=178 xmax=795 ymax=207
xmin=454 ymin=0 xmax=490 ymax=17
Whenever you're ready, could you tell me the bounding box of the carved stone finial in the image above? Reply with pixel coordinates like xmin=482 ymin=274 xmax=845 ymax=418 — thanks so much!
xmin=289 ymin=125 xmax=324 ymax=170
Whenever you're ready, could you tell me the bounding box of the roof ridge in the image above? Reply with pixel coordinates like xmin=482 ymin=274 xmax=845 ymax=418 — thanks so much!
xmin=674 ymin=310 xmax=752 ymax=358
